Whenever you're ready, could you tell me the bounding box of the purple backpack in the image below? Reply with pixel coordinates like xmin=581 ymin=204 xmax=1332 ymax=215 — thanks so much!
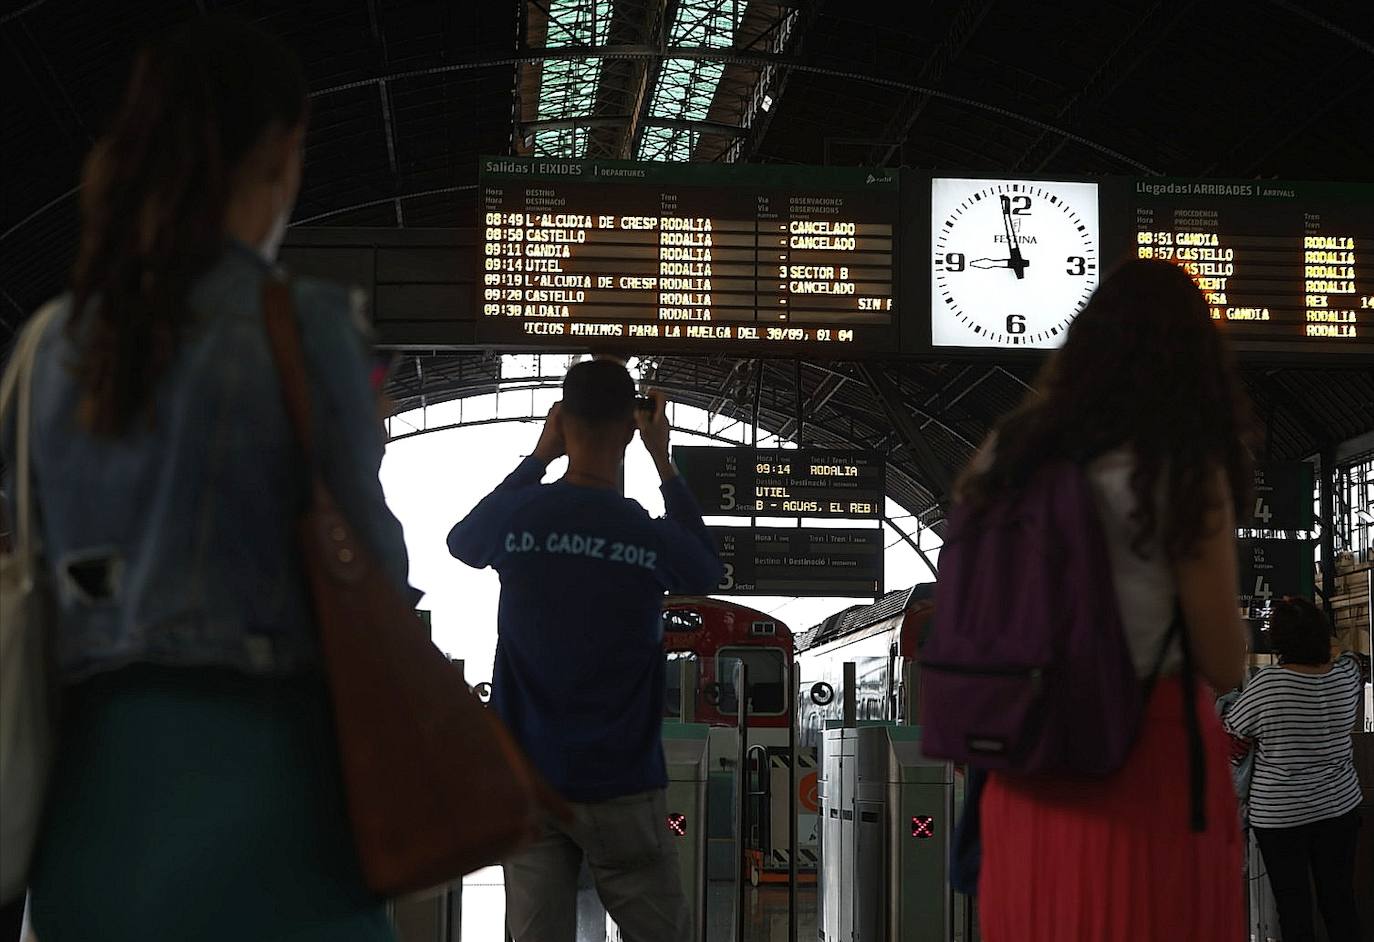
xmin=920 ymin=462 xmax=1166 ymax=777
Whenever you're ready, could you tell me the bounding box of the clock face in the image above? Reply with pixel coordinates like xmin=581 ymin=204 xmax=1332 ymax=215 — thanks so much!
xmin=931 ymin=178 xmax=1101 ymax=349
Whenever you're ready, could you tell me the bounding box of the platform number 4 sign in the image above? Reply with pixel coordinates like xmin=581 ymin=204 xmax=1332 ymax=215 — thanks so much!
xmin=1253 ymin=576 xmax=1274 ymax=603
xmin=1253 ymin=498 xmax=1273 ymax=526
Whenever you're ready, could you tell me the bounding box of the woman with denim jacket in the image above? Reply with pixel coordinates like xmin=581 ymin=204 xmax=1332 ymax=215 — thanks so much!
xmin=0 ymin=19 xmax=412 ymax=941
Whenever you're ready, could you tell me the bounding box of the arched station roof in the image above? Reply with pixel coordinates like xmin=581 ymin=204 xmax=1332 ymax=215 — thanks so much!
xmin=2 ymin=0 xmax=1371 ymax=525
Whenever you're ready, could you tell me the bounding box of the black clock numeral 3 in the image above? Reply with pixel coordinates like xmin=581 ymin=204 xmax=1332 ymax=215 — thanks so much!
xmin=1007 ymin=314 xmax=1027 ymax=335
xmin=1066 ymin=256 xmax=1087 ymax=276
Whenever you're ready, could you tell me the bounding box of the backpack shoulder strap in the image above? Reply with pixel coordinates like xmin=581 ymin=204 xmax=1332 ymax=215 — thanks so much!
xmin=1148 ymin=603 xmax=1207 ymax=833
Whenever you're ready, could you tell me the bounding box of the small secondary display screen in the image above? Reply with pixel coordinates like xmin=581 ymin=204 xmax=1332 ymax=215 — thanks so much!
xmin=710 ymin=527 xmax=884 ymax=597
xmin=477 ymin=157 xmax=899 ymax=352
xmin=674 ymin=446 xmax=884 ymax=518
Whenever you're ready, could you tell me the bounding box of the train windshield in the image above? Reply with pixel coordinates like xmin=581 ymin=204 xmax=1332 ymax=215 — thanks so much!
xmin=663 ymin=650 xmax=698 ymax=718
xmin=716 ymin=647 xmax=787 ymax=716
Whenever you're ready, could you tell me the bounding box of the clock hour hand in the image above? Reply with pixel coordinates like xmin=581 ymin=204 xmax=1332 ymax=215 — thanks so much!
xmin=968 ymin=257 xmax=1012 ymax=269
xmin=999 ymin=195 xmax=1031 ymax=280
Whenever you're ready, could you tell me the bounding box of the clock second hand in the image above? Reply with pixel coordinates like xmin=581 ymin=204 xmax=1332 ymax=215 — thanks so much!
xmin=999 ymin=195 xmax=1030 ymax=280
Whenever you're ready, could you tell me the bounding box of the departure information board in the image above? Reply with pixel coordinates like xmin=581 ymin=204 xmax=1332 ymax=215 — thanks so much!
xmin=710 ymin=527 xmax=884 ymax=597
xmin=674 ymin=446 xmax=884 ymax=518
xmin=472 ymin=160 xmax=1372 ymax=359
xmin=1127 ymin=179 xmax=1373 ymax=351
xmin=478 ymin=157 xmax=899 ymax=352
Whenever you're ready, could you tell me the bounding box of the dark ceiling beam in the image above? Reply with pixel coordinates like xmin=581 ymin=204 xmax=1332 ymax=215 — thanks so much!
xmin=733 ymin=0 xmax=819 ymax=163
xmin=5 ymin=20 xmax=89 ymax=147
xmin=1260 ymin=370 xmax=1340 ymax=455
xmin=1200 ymin=56 xmax=1366 ymax=177
xmin=883 ymin=512 xmax=939 ymax=576
xmin=623 ymin=0 xmax=677 ymax=158
xmin=777 ymin=368 xmax=846 ymax=441
xmin=857 ymin=363 xmax=955 ymax=502
xmin=868 ymin=0 xmax=995 ymax=168
xmin=522 ymin=114 xmax=746 ymax=137
xmin=1012 ymin=1 xmax=1191 ymax=174
xmin=1263 ymin=0 xmax=1374 ymax=57
xmin=367 ymin=0 xmax=403 ymax=227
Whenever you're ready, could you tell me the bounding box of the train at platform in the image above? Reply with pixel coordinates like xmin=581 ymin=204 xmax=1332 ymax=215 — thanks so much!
xmin=793 ymin=583 xmax=936 ymax=749
xmin=659 ymin=596 xmax=814 ymax=886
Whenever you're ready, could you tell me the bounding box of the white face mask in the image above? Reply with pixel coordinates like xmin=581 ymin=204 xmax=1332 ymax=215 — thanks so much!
xmin=258 ymin=201 xmax=291 ymax=264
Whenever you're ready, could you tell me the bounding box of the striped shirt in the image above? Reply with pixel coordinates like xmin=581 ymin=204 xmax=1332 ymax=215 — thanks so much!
xmin=1224 ymin=654 xmax=1364 ymax=829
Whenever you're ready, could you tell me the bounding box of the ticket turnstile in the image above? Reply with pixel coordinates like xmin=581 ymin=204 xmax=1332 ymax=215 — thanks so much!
xmin=820 ymin=724 xmax=956 ymax=942
xmin=577 ymin=722 xmax=710 ymax=942
xmin=663 ymin=722 xmax=711 ymax=942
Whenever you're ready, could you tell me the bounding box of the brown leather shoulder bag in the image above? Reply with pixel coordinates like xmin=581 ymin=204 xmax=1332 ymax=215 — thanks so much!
xmin=262 ymin=278 xmax=563 ymax=896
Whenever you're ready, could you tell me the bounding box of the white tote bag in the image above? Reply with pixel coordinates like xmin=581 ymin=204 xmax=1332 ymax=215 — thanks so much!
xmin=0 ymin=301 xmax=61 ymax=904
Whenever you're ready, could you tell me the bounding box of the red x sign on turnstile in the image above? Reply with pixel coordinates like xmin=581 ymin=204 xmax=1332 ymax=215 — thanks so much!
xmin=911 ymin=815 xmax=935 ymax=839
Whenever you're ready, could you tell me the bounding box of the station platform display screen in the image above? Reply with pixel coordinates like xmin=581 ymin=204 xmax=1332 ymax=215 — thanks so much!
xmin=709 ymin=526 xmax=884 ymax=597
xmin=471 ymin=158 xmax=1371 ymax=359
xmin=478 ymin=157 xmax=899 ymax=353
xmin=1127 ymin=179 xmax=1371 ymax=354
xmin=674 ymin=446 xmax=884 ymax=519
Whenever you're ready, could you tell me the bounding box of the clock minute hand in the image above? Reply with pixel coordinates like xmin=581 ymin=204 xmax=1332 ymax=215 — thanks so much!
xmin=999 ymin=195 xmax=1030 ymax=280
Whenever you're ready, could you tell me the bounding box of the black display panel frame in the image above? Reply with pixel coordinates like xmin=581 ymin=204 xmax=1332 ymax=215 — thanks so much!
xmin=477 ymin=156 xmax=903 ymax=356
xmin=1111 ymin=177 xmax=1374 ymax=362
xmin=674 ymin=446 xmax=885 ymax=519
xmin=709 ymin=526 xmax=885 ymax=597
xmin=469 ymin=160 xmax=1373 ymax=362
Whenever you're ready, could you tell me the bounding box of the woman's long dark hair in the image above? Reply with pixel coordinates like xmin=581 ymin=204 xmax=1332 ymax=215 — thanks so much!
xmin=70 ymin=18 xmax=306 ymax=435
xmin=958 ymin=258 xmax=1253 ymax=560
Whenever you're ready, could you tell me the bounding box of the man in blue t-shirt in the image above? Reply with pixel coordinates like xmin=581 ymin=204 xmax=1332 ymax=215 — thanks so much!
xmin=448 ymin=359 xmax=722 ymax=942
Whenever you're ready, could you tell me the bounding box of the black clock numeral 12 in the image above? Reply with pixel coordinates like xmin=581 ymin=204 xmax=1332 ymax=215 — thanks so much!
xmin=1066 ymin=255 xmax=1087 ymax=276
xmin=1008 ymin=196 xmax=1032 ymax=215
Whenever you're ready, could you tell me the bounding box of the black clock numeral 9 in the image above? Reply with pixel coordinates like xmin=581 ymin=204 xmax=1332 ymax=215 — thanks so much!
xmin=1066 ymin=255 xmax=1087 ymax=276
xmin=1009 ymin=196 xmax=1032 ymax=215
xmin=1006 ymin=314 xmax=1027 ymax=335
xmin=944 ymin=252 xmax=966 ymax=271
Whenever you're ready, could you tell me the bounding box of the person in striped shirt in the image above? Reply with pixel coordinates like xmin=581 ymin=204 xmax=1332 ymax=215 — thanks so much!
xmin=1224 ymin=596 xmax=1364 ymax=942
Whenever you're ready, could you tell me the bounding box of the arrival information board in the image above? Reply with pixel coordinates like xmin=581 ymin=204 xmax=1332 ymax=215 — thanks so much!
xmin=710 ymin=527 xmax=884 ymax=597
xmin=675 ymin=446 xmax=884 ymax=518
xmin=1129 ymin=179 xmax=1373 ymax=349
xmin=478 ymin=157 xmax=898 ymax=351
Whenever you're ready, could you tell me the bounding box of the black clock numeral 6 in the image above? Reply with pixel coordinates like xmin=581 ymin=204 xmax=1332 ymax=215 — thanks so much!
xmin=1009 ymin=196 xmax=1032 ymax=215
xmin=1006 ymin=314 xmax=1027 ymax=335
xmin=944 ymin=252 xmax=966 ymax=271
xmin=1066 ymin=255 xmax=1087 ymax=276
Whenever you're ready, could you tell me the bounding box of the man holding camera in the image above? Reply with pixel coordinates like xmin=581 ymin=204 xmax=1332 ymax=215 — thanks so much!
xmin=448 ymin=359 xmax=722 ymax=942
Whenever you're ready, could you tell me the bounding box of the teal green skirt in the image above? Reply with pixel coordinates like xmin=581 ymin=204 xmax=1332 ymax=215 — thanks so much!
xmin=29 ymin=664 xmax=394 ymax=942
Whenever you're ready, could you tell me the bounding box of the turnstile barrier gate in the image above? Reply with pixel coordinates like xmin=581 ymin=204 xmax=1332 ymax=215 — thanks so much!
xmin=820 ymin=724 xmax=956 ymax=942
xmin=579 ymin=722 xmax=710 ymax=942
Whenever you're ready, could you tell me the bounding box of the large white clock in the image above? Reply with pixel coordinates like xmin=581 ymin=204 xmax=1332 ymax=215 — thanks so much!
xmin=931 ymin=177 xmax=1101 ymax=349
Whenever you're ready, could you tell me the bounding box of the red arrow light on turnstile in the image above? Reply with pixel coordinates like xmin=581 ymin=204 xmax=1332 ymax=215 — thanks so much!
xmin=666 ymin=813 xmax=688 ymax=837
xmin=911 ymin=815 xmax=935 ymax=839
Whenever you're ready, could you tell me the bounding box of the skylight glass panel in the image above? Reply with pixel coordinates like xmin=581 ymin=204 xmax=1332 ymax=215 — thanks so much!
xmin=635 ymin=0 xmax=738 ymax=161
xmin=533 ymin=0 xmax=612 ymax=157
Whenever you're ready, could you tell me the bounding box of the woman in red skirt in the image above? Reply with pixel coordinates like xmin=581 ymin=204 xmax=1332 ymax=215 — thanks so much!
xmin=957 ymin=260 xmax=1253 ymax=941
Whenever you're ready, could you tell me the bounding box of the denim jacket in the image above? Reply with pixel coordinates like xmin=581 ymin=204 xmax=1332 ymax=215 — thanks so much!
xmin=1 ymin=242 xmax=416 ymax=683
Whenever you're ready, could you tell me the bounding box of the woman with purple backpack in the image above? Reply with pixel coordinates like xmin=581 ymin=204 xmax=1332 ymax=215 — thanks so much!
xmin=930 ymin=259 xmax=1253 ymax=940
